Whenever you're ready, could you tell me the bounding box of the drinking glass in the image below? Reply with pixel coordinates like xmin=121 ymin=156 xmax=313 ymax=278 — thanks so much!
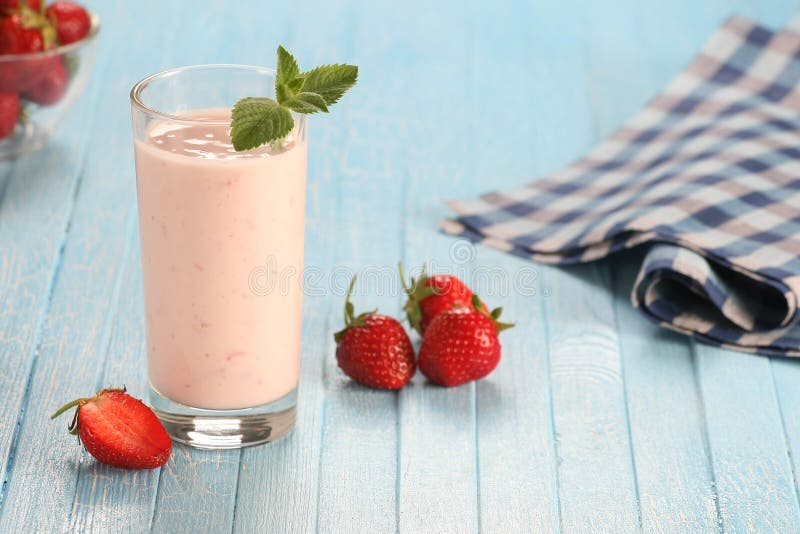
xmin=130 ymin=65 xmax=307 ymax=448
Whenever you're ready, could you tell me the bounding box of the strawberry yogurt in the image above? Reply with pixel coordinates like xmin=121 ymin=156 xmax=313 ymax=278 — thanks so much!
xmin=134 ymin=109 xmax=306 ymax=410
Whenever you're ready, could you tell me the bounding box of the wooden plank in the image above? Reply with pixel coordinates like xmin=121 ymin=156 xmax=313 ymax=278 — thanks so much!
xmin=470 ymin=248 xmax=560 ymax=533
xmin=696 ymin=346 xmax=800 ymax=532
xmin=393 ymin=0 xmax=480 ymax=531
xmin=68 ymin=232 xmax=160 ymax=533
xmin=312 ymin=6 xmax=402 ymax=530
xmin=150 ymin=447 xmax=239 ymax=534
xmin=464 ymin=0 xmax=612 ymax=531
xmin=474 ymin=1 xmax=639 ymax=531
xmin=0 ymin=111 xmax=90 ymax=510
xmin=770 ymin=359 xmax=800 ymax=509
xmin=544 ymin=263 xmax=641 ymax=532
xmin=611 ymin=256 xmax=719 ymax=532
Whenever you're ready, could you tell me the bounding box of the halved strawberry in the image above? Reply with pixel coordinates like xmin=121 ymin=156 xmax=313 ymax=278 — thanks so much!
xmin=51 ymin=387 xmax=172 ymax=470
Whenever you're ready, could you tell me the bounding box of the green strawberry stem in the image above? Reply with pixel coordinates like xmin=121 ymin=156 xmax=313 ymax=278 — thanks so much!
xmin=398 ymin=261 xmax=411 ymax=295
xmin=472 ymin=294 xmax=514 ymax=332
xmin=398 ymin=262 xmax=436 ymax=334
xmin=334 ymin=276 xmax=375 ymax=343
xmin=343 ymin=276 xmax=357 ymax=327
xmin=19 ymin=1 xmax=57 ymax=49
xmin=51 ymin=387 xmax=127 ymax=435
xmin=20 ymin=0 xmax=43 ymax=14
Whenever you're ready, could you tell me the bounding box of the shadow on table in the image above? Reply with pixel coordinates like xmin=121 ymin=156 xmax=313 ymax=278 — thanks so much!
xmin=550 ymin=246 xmax=645 ymax=296
xmin=553 ymin=245 xmax=800 ymax=365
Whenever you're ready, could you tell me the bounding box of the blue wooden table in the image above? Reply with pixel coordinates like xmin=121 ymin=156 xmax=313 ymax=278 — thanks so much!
xmin=2 ymin=0 xmax=800 ymax=532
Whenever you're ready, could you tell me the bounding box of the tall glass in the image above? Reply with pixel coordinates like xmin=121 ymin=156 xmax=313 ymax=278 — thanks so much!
xmin=130 ymin=65 xmax=306 ymax=449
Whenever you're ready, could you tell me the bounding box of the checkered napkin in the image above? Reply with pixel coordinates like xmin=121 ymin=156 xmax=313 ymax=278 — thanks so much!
xmin=442 ymin=15 xmax=800 ymax=356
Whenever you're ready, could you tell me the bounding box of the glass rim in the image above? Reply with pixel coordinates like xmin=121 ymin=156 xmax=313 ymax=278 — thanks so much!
xmin=129 ymin=64 xmax=302 ymax=126
xmin=0 ymin=14 xmax=100 ymax=61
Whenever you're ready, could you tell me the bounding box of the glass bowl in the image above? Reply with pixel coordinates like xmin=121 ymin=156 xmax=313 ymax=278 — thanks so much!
xmin=0 ymin=13 xmax=100 ymax=160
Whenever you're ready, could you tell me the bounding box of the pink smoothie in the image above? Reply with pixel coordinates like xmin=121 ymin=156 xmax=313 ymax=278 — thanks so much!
xmin=134 ymin=109 xmax=306 ymax=410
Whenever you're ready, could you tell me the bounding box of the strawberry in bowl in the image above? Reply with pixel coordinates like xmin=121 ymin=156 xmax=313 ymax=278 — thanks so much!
xmin=0 ymin=0 xmax=99 ymax=159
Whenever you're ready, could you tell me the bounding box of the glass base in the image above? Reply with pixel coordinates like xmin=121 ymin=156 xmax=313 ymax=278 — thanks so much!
xmin=149 ymin=386 xmax=297 ymax=450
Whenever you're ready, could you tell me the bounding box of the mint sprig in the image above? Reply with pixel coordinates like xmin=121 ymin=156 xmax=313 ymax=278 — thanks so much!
xmin=231 ymin=45 xmax=358 ymax=151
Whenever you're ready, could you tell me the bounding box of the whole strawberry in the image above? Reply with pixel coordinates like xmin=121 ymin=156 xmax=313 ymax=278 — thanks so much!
xmin=22 ymin=55 xmax=68 ymax=105
xmin=51 ymin=387 xmax=172 ymax=469
xmin=400 ymin=263 xmax=482 ymax=335
xmin=46 ymin=1 xmax=91 ymax=45
xmin=0 ymin=14 xmax=44 ymax=54
xmin=335 ymin=276 xmax=415 ymax=389
xmin=0 ymin=12 xmax=56 ymax=93
xmin=0 ymin=93 xmax=20 ymax=139
xmin=419 ymin=296 xmax=513 ymax=387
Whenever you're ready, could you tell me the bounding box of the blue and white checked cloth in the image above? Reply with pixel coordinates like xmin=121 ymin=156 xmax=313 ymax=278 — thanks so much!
xmin=442 ymin=15 xmax=800 ymax=356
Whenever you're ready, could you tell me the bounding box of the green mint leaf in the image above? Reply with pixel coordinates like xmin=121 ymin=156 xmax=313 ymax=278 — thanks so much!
xmin=299 ymin=64 xmax=358 ymax=106
xmin=276 ymin=46 xmax=300 ymax=105
xmin=230 ymin=97 xmax=294 ymax=151
xmin=284 ymin=92 xmax=329 ymax=114
xmin=276 ymin=81 xmax=293 ymax=105
xmin=275 ymin=46 xmax=303 ymax=105
xmin=289 ymin=76 xmax=304 ymax=92
xmin=276 ymin=45 xmax=300 ymax=86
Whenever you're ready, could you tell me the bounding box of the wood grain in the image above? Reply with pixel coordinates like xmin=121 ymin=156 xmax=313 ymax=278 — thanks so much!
xmin=612 ymin=256 xmax=719 ymax=532
xmin=1 ymin=0 xmax=800 ymax=532
xmin=696 ymin=345 xmax=800 ymax=532
xmin=291 ymin=4 xmax=403 ymax=533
